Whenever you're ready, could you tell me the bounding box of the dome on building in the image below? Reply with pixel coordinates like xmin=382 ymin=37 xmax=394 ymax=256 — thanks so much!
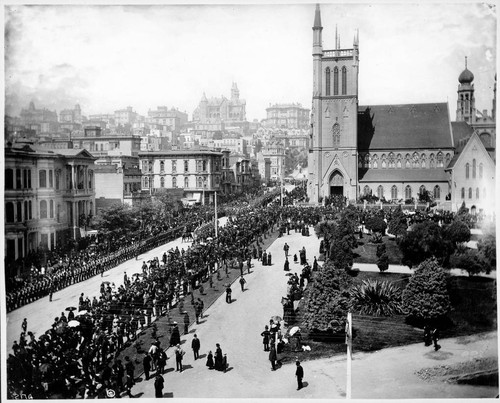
xmin=458 ymin=67 xmax=474 ymax=84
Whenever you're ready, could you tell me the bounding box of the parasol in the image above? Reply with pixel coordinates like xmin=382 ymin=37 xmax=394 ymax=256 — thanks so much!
xmin=206 ymin=237 xmax=213 ymax=241
xmin=65 ymin=306 xmax=77 ymax=312
xmin=271 ymin=315 xmax=282 ymax=323
xmin=68 ymin=320 xmax=80 ymax=328
xmin=289 ymin=326 xmax=300 ymax=336
xmin=76 ymin=310 xmax=89 ymax=316
xmin=281 ymin=296 xmax=289 ymax=305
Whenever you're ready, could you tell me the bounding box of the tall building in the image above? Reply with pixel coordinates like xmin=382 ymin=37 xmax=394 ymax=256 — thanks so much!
xmin=147 ymin=106 xmax=188 ymax=133
xmin=264 ymin=103 xmax=310 ymax=129
xmin=138 ymin=150 xmax=223 ymax=204
xmin=19 ymin=101 xmax=58 ymax=134
xmin=307 ymin=5 xmax=495 ymax=213
xmin=192 ymin=83 xmax=247 ymax=124
xmin=60 ymin=104 xmax=83 ymax=124
xmin=4 ymin=143 xmax=96 ymax=277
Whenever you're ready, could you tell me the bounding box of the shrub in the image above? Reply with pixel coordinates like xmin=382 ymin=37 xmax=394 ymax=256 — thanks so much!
xmin=402 ymin=258 xmax=451 ymax=324
xmin=388 ymin=206 xmax=408 ymax=240
xmin=365 ymin=217 xmax=387 ymax=235
xmin=450 ymin=249 xmax=486 ymax=276
xmin=377 ymin=253 xmax=389 ymax=273
xmin=302 ymin=261 xmax=353 ymax=335
xmin=350 ymin=279 xmax=404 ymax=316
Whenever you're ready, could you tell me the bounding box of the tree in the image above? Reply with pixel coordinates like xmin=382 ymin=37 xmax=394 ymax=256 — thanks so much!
xmin=302 ymin=261 xmax=353 ymax=336
xmin=398 ymin=221 xmax=451 ymax=268
xmin=388 ymin=206 xmax=408 ymax=240
xmin=450 ymin=249 xmax=485 ymax=276
xmin=443 ymin=220 xmax=471 ymax=245
xmin=477 ymin=233 xmax=496 ymax=272
xmin=365 ymin=217 xmax=387 ymax=235
xmin=92 ymin=204 xmax=139 ymax=241
xmin=376 ymin=244 xmax=389 ymax=272
xmin=402 ymin=258 xmax=451 ymax=325
xmin=456 ymin=201 xmax=473 ymax=228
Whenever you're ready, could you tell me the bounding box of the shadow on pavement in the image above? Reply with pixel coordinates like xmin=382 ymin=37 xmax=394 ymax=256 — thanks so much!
xmin=303 ymin=381 xmax=309 ymax=388
xmin=199 ymin=354 xmax=207 ymax=359
xmin=225 ymin=366 xmax=234 ymax=373
xmin=164 ymin=368 xmax=175 ymax=374
xmin=163 ymin=392 xmax=174 ymax=398
xmin=182 ymin=364 xmax=193 ymax=371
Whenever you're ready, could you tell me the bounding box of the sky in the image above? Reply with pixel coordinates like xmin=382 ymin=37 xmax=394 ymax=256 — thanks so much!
xmin=4 ymin=1 xmax=497 ymax=122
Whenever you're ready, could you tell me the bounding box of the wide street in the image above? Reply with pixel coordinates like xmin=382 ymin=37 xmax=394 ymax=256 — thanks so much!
xmin=5 ymin=210 xmax=498 ymax=399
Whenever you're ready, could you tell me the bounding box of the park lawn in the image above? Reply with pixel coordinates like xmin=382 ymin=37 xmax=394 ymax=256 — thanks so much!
xmin=280 ymin=271 xmax=497 ymax=363
xmin=353 ymin=236 xmax=403 ymax=265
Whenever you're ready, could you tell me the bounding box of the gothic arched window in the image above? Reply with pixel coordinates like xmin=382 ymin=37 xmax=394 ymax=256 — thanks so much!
xmin=333 ymin=67 xmax=339 ymax=95
xmin=332 ymin=123 xmax=340 ymax=147
xmin=364 ymin=154 xmax=370 ymax=168
xmin=429 ymin=153 xmax=436 ymax=168
xmin=421 ymin=153 xmax=426 ymax=168
xmin=184 ymin=176 xmax=189 ymax=188
xmin=381 ymin=154 xmax=387 ymax=168
xmin=476 ymin=187 xmax=480 ymax=199
xmin=363 ymin=185 xmax=371 ymax=196
xmin=468 ymin=187 xmax=472 ymax=199
xmin=358 ymin=155 xmax=363 ymax=168
xmin=405 ymin=185 xmax=412 ymax=200
xmin=479 ymin=163 xmax=483 ymax=178
xmin=396 ymin=154 xmax=402 ymax=168
xmin=437 ymin=152 xmax=444 ymax=167
xmin=419 ymin=185 xmax=426 ymax=195
xmin=412 ymin=152 xmax=420 ymax=168
xmin=377 ymin=185 xmax=384 ymax=199
xmin=461 ymin=187 xmax=465 ymax=199
xmin=472 ymin=158 xmax=476 ymax=178
xmin=388 ymin=153 xmax=395 ymax=168
xmin=160 ymin=177 xmax=165 ymax=188
xmin=465 ymin=163 xmax=470 ymax=179
xmin=434 ymin=185 xmax=441 ymax=199
xmin=325 ymin=67 xmax=331 ymax=96
xmin=391 ymin=185 xmax=398 ymax=200
xmin=372 ymin=154 xmax=379 ymax=169
xmin=40 ymin=200 xmax=47 ymax=219
xmin=341 ymin=66 xmax=347 ymax=95
xmin=405 ymin=154 xmax=411 ymax=168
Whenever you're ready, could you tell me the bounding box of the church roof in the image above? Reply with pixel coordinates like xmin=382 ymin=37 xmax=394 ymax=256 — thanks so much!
xmin=451 ymin=121 xmax=474 ymax=152
xmin=358 ymin=103 xmax=453 ymax=150
xmin=359 ymin=168 xmax=448 ymax=183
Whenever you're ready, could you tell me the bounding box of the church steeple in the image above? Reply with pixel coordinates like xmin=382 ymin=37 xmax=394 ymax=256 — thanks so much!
xmin=312 ymin=4 xmax=323 ymax=53
xmin=456 ymin=56 xmax=476 ymax=123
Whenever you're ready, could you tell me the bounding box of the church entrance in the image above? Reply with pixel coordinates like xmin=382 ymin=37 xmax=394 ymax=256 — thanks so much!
xmin=329 ymin=171 xmax=344 ymax=197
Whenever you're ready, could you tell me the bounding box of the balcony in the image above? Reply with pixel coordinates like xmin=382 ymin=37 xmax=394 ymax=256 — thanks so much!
xmin=323 ymin=49 xmax=353 ymax=58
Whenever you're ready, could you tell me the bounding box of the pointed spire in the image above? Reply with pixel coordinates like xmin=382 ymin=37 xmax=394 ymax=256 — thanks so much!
xmin=338 ymin=33 xmax=341 ymax=49
xmin=465 ymin=56 xmax=468 ymax=69
xmin=313 ymin=3 xmax=322 ymax=28
xmin=335 ymin=25 xmax=338 ymax=50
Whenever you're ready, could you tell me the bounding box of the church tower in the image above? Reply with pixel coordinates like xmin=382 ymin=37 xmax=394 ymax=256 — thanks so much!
xmin=456 ymin=57 xmax=476 ymax=123
xmin=307 ymin=4 xmax=359 ymax=203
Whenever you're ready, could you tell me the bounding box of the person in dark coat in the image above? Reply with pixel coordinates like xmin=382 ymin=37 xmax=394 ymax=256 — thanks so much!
xmin=239 ymin=275 xmax=246 ymax=291
xmin=284 ymin=258 xmax=290 ymax=271
xmin=174 ymin=344 xmax=185 ymax=372
xmin=295 ymin=361 xmax=304 ymax=390
xmin=154 ymin=374 xmax=164 ymax=398
xmin=225 ymin=286 xmax=232 ymax=304
xmin=269 ymin=345 xmax=277 ymax=371
xmin=262 ymin=252 xmax=267 ymax=266
xmin=268 ymin=252 xmax=272 ymax=265
xmin=293 ymin=254 xmax=298 ymax=264
xmin=169 ymin=323 xmax=181 ymax=347
xmin=183 ymin=312 xmax=190 ymax=335
xmin=261 ymin=325 xmax=270 ymax=351
xmin=206 ymin=350 xmax=214 ymax=369
xmin=143 ymin=353 xmax=152 ymax=380
xmin=432 ymin=328 xmax=441 ymax=351
xmin=214 ymin=344 xmax=223 ymax=371
xmin=191 ymin=334 xmax=201 ymax=360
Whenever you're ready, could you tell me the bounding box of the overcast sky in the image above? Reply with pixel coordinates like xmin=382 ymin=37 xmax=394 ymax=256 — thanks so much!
xmin=4 ymin=2 xmax=497 ymax=121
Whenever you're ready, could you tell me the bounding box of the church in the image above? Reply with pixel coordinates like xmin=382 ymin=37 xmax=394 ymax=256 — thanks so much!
xmin=307 ymin=5 xmax=496 ymax=214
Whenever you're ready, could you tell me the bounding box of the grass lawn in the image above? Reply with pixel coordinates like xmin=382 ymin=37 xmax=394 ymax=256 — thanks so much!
xmin=279 ymin=271 xmax=497 ymax=363
xmin=353 ymin=236 xmax=403 ymax=265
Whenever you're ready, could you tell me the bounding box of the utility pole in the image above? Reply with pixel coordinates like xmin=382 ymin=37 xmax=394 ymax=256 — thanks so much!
xmin=346 ymin=311 xmax=352 ymax=399
xmin=214 ymin=191 xmax=218 ymax=238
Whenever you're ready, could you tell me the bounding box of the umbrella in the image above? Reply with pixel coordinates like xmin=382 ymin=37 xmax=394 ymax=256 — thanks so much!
xmin=271 ymin=315 xmax=282 ymax=323
xmin=289 ymin=326 xmax=300 ymax=336
xmin=39 ymin=363 xmax=53 ymax=374
xmin=76 ymin=310 xmax=88 ymax=316
xmin=68 ymin=320 xmax=80 ymax=328
xmin=206 ymin=237 xmax=213 ymax=241
xmin=132 ymin=273 xmax=143 ymax=277
xmin=65 ymin=306 xmax=77 ymax=312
